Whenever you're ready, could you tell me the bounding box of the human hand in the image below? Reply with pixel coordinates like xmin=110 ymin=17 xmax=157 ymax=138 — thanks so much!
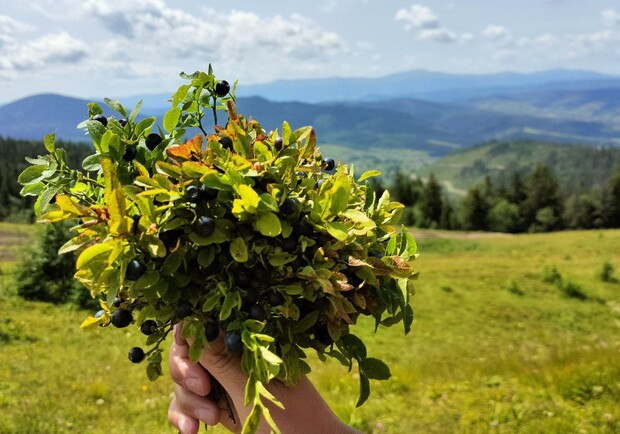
xmin=168 ymin=324 xmax=360 ymax=434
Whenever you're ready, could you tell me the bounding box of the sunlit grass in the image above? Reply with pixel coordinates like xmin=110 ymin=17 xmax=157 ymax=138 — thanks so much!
xmin=1 ymin=225 xmax=619 ymax=433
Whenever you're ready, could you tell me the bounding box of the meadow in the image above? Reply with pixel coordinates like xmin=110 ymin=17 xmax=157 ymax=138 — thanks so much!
xmin=0 ymin=225 xmax=619 ymax=433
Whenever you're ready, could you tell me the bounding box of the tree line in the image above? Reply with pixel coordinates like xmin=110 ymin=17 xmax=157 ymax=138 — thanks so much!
xmin=1 ymin=136 xmax=619 ymax=231
xmin=372 ymin=164 xmax=620 ymax=232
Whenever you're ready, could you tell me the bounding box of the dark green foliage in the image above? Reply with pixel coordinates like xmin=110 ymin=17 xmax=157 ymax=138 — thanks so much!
xmin=14 ymin=221 xmax=96 ymax=309
xmin=0 ymin=318 xmax=35 ymax=345
xmin=460 ymin=186 xmax=489 ymax=231
xmin=507 ymin=280 xmax=524 ymax=296
xmin=597 ymin=261 xmax=618 ymax=283
xmin=419 ymin=173 xmax=443 ymax=227
xmin=560 ymin=280 xmax=588 ymax=301
xmin=542 ymin=266 xmax=563 ymax=285
xmin=522 ymin=165 xmax=563 ymax=232
xmin=0 ymin=137 xmax=91 ymax=222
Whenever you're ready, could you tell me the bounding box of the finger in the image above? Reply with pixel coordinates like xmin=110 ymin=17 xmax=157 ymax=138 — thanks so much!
xmin=174 ymin=322 xmax=187 ymax=346
xmin=174 ymin=383 xmax=221 ymax=426
xmin=169 ymin=340 xmax=212 ymax=396
xmin=196 ymin=336 xmax=247 ymax=405
xmin=168 ymin=394 xmax=200 ymax=434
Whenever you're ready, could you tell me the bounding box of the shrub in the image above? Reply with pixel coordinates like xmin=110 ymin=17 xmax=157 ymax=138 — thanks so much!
xmin=560 ymin=280 xmax=587 ymax=300
xmin=542 ymin=265 xmax=562 ymax=285
xmin=507 ymin=280 xmax=524 ymax=296
xmin=597 ymin=261 xmax=618 ymax=283
xmin=14 ymin=221 xmax=96 ymax=309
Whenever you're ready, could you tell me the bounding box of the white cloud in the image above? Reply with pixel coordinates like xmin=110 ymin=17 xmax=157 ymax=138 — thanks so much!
xmin=482 ymin=25 xmax=510 ymax=41
xmin=0 ymin=15 xmax=34 ymax=49
xmin=0 ymin=31 xmax=88 ymax=78
xmin=602 ymin=8 xmax=620 ymax=27
xmin=74 ymin=0 xmax=348 ymax=81
xmin=395 ymin=5 xmax=440 ymax=30
xmin=395 ymin=4 xmax=471 ymax=44
xmin=1 ymin=1 xmax=350 ymax=85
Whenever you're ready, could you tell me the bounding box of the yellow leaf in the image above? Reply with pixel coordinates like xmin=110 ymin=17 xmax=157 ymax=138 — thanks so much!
xmin=55 ymin=194 xmax=86 ymax=216
xmin=102 ymin=157 xmax=129 ymax=234
xmin=80 ymin=315 xmax=105 ymax=330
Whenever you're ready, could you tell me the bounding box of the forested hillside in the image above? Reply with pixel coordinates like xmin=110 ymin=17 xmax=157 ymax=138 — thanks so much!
xmin=420 ymin=140 xmax=620 ymax=192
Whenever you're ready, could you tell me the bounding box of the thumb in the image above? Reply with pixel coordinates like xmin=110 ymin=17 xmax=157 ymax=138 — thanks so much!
xmin=177 ymin=325 xmax=252 ymax=426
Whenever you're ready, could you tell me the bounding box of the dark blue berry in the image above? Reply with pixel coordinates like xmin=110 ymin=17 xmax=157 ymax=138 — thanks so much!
xmin=280 ymin=198 xmax=298 ymax=217
xmin=140 ymin=320 xmax=158 ymax=335
xmin=176 ymin=301 xmax=193 ymax=319
xmin=268 ymin=291 xmax=285 ymax=306
xmin=126 ymin=260 xmax=146 ymax=281
xmin=248 ymin=304 xmax=266 ymax=321
xmin=128 ymin=347 xmax=145 ymax=363
xmin=185 ymin=185 xmax=201 ymax=203
xmin=219 ymin=136 xmax=233 ymax=150
xmin=111 ymin=309 xmax=133 ymax=328
xmin=215 ymin=80 xmax=230 ymax=97
xmin=274 ymin=136 xmax=283 ymax=150
xmin=224 ymin=330 xmax=243 ymax=353
xmin=92 ymin=114 xmax=107 ymax=127
xmin=205 ymin=321 xmax=219 ymax=342
xmin=145 ymin=133 xmax=162 ymax=151
xmin=195 ymin=216 xmax=215 ymax=237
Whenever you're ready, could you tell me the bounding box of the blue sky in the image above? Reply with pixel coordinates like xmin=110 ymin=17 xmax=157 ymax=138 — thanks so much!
xmin=1 ymin=0 xmax=620 ymax=103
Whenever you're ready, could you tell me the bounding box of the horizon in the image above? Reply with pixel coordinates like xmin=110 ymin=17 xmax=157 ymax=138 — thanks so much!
xmin=2 ymin=66 xmax=619 ymax=105
xmin=3 ymin=1 xmax=620 ymax=103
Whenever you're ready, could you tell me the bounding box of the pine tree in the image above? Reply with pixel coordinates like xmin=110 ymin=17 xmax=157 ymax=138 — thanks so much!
xmin=419 ymin=173 xmax=443 ymax=227
xmin=522 ymin=165 xmax=563 ymax=232
xmin=461 ymin=186 xmax=489 ymax=231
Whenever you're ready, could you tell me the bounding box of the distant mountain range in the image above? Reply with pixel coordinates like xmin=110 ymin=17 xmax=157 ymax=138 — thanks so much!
xmin=119 ymin=68 xmax=620 ymax=107
xmin=2 ymin=69 xmax=620 ymax=157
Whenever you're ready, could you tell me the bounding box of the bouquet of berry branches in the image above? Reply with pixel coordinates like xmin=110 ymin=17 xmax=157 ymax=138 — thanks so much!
xmin=18 ymin=67 xmax=418 ymax=433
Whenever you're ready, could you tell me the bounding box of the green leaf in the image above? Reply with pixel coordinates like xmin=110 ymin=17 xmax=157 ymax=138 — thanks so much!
xmin=163 ymin=107 xmax=181 ymax=133
xmin=19 ymin=182 xmax=45 ymax=197
xmin=18 ymin=165 xmax=47 ymax=185
xmin=104 ymin=98 xmax=127 ymax=117
xmin=356 ymin=372 xmax=370 ymax=407
xmin=241 ymin=403 xmax=262 ymax=434
xmin=340 ymin=334 xmax=367 ymax=360
xmin=43 ymin=133 xmax=55 ymax=153
xmin=254 ymin=212 xmax=282 ymax=237
xmin=86 ymin=120 xmax=107 ymax=151
xmin=326 ymin=222 xmax=349 ymax=241
xmin=292 ymin=310 xmax=320 ymax=332
xmin=358 ymin=170 xmax=382 ymax=182
xmin=230 ymin=237 xmax=249 ymax=262
xmin=403 ymin=304 xmax=414 ymax=335
xmin=146 ymin=362 xmax=162 ymax=381
xmin=128 ymin=100 xmax=143 ymax=123
xmin=172 ymin=84 xmax=191 ymax=106
xmin=76 ymin=241 xmax=116 ymax=269
xmin=197 ymin=247 xmax=215 ymax=269
xmin=220 ymin=291 xmax=239 ymax=321
xmin=87 ymin=102 xmax=103 ymax=116
xmin=402 ymin=227 xmax=418 ymax=259
xmin=161 ymin=249 xmax=184 ymax=275
xmin=82 ymin=154 xmax=102 ymax=172
xmin=134 ymin=116 xmax=156 ymax=139
xmin=360 ymin=358 xmax=391 ymax=380
xmin=135 ymin=271 xmax=160 ymax=290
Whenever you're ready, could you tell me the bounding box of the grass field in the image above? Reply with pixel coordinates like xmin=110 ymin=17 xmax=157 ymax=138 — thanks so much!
xmin=1 ymin=225 xmax=619 ymax=433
